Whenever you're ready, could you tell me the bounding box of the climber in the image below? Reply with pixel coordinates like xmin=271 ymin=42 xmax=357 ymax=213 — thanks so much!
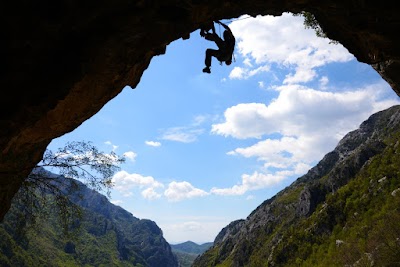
xmin=201 ymin=20 xmax=235 ymax=74
xmin=200 ymin=21 xmax=216 ymax=37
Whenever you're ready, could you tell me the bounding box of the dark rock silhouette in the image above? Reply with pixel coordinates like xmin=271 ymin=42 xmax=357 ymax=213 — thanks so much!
xmin=1 ymin=0 xmax=400 ymax=221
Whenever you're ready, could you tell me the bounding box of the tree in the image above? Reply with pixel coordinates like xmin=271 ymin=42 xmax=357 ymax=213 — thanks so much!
xmin=294 ymin=11 xmax=338 ymax=44
xmin=10 ymin=141 xmax=125 ymax=235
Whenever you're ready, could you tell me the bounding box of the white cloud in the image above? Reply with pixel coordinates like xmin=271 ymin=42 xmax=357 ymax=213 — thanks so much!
xmin=211 ymin=171 xmax=286 ymax=196
xmin=283 ymin=66 xmax=316 ymax=84
xmin=112 ymin=171 xmax=164 ymax=197
xmin=169 ymin=221 xmax=203 ymax=232
xmin=193 ymin=115 xmax=207 ymax=126
xmin=228 ymin=13 xmax=353 ymax=82
xmin=105 ymin=141 xmax=118 ymax=151
xmin=211 ymin=81 xmax=400 ymax=193
xmin=141 ymin=187 xmax=162 ymax=200
xmin=145 ymin=140 xmax=161 ymax=147
xmin=243 ymin=58 xmax=253 ymax=67
xmin=229 ymin=65 xmax=270 ymax=80
xmin=123 ymin=151 xmax=137 ymax=162
xmin=319 ymin=76 xmax=329 ymax=90
xmin=294 ymin=162 xmax=312 ymax=175
xmin=160 ymin=115 xmax=209 ymax=143
xmin=212 ymin=83 xmax=398 ymax=141
xmin=161 ymin=127 xmax=204 ymax=143
xmin=164 ymin=181 xmax=209 ymax=202
xmin=161 ymin=219 xmax=230 ymax=244
xmin=229 ymin=66 xmax=247 ymax=79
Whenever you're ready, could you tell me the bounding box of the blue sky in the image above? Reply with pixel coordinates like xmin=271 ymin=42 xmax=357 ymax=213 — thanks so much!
xmin=47 ymin=13 xmax=400 ymax=244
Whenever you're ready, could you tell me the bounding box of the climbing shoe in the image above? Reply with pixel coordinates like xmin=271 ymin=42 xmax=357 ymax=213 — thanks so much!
xmin=203 ymin=67 xmax=211 ymax=73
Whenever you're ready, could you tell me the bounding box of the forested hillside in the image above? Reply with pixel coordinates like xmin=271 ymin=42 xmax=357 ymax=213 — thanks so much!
xmin=0 ymin=175 xmax=178 ymax=267
xmin=170 ymin=241 xmax=213 ymax=267
xmin=194 ymin=105 xmax=400 ymax=266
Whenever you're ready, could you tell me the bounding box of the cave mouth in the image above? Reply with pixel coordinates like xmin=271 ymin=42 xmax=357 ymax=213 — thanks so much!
xmin=42 ymin=13 xmax=400 ymax=244
xmin=2 ymin=0 xmax=400 ymax=232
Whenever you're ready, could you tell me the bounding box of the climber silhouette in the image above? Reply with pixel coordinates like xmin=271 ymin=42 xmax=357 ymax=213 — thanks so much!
xmin=201 ymin=20 xmax=235 ymax=74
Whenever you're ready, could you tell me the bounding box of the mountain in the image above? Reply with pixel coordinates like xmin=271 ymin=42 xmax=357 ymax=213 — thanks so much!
xmin=171 ymin=241 xmax=213 ymax=255
xmin=193 ymin=105 xmax=400 ymax=266
xmin=170 ymin=241 xmax=213 ymax=267
xmin=0 ymin=173 xmax=178 ymax=267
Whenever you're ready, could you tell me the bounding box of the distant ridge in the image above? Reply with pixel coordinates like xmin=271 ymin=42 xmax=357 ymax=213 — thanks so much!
xmin=171 ymin=241 xmax=213 ymax=267
xmin=171 ymin=241 xmax=213 ymax=254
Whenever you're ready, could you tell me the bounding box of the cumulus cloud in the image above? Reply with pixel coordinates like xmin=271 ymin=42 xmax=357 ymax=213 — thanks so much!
xmin=214 ymin=84 xmax=398 ymax=137
xmin=123 ymin=151 xmax=137 ymax=162
xmin=211 ymin=171 xmax=286 ymax=196
xmin=209 ymin=81 xmax=400 ymax=195
xmin=145 ymin=140 xmax=161 ymax=147
xmin=228 ymin=13 xmax=353 ymax=82
xmin=229 ymin=65 xmax=271 ymax=80
xmin=164 ymin=181 xmax=209 ymax=202
xmin=112 ymin=171 xmax=163 ymax=198
xmin=141 ymin=187 xmax=162 ymax=200
xmin=319 ymin=76 xmax=329 ymax=90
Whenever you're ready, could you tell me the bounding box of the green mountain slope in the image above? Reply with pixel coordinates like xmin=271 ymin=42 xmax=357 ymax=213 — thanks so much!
xmin=171 ymin=241 xmax=213 ymax=255
xmin=0 ymin=175 xmax=178 ymax=267
xmin=170 ymin=241 xmax=213 ymax=267
xmin=193 ymin=105 xmax=400 ymax=267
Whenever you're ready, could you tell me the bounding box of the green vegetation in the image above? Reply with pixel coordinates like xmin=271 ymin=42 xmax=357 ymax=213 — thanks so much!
xmin=294 ymin=12 xmax=338 ymax=44
xmin=171 ymin=241 xmax=213 ymax=255
xmin=16 ymin=141 xmax=125 ymax=235
xmin=171 ymin=241 xmax=213 ymax=267
xmin=194 ymin=106 xmax=400 ymax=266
xmin=271 ymin=144 xmax=396 ymax=265
xmin=275 ymin=185 xmax=304 ymax=205
xmin=0 ymin=176 xmax=178 ymax=267
xmin=173 ymin=251 xmax=198 ymax=267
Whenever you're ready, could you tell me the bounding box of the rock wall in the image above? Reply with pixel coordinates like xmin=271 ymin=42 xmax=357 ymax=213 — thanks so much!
xmin=1 ymin=0 xmax=400 ymax=220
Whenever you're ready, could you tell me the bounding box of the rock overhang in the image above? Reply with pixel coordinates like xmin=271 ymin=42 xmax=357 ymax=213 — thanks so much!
xmin=1 ymin=0 xmax=399 ymax=220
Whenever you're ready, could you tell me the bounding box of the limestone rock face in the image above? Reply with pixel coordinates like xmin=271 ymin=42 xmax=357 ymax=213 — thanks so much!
xmin=193 ymin=105 xmax=400 ymax=266
xmin=1 ymin=0 xmax=400 ymax=220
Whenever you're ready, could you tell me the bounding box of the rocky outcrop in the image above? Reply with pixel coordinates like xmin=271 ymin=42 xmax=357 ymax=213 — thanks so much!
xmin=193 ymin=105 xmax=400 ymax=266
xmin=0 ymin=173 xmax=178 ymax=267
xmin=1 ymin=1 xmax=400 ymax=220
xmin=214 ymin=219 xmax=245 ymax=246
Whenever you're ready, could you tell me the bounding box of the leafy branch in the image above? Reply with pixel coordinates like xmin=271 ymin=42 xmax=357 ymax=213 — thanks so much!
xmin=11 ymin=141 xmax=125 ymax=236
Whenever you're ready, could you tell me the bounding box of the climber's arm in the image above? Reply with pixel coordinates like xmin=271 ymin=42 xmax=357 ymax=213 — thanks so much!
xmin=216 ymin=20 xmax=231 ymax=31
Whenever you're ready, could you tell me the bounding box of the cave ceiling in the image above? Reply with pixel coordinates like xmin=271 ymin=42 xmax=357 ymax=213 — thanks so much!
xmin=1 ymin=0 xmax=399 ymax=220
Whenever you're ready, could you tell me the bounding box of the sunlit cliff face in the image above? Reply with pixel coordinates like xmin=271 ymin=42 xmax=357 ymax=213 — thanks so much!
xmin=1 ymin=0 xmax=399 ymax=221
